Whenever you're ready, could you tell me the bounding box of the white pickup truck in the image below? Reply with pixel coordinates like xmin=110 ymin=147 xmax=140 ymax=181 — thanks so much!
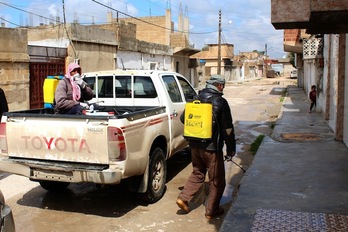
xmin=0 ymin=70 xmax=197 ymax=203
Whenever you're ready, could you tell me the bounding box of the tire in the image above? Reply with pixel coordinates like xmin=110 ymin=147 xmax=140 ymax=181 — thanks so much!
xmin=140 ymin=147 xmax=167 ymax=203
xmin=39 ymin=180 xmax=70 ymax=192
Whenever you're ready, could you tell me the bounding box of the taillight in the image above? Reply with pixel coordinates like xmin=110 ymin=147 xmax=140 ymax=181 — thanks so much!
xmin=0 ymin=122 xmax=7 ymax=153
xmin=108 ymin=127 xmax=126 ymax=161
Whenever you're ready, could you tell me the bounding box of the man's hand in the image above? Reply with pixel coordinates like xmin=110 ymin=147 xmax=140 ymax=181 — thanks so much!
xmin=224 ymin=151 xmax=235 ymax=161
xmin=73 ymin=73 xmax=86 ymax=88
xmin=80 ymin=102 xmax=89 ymax=110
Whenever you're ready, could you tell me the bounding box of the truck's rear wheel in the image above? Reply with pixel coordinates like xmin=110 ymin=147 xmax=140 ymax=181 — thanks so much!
xmin=140 ymin=147 xmax=167 ymax=203
xmin=39 ymin=181 xmax=70 ymax=192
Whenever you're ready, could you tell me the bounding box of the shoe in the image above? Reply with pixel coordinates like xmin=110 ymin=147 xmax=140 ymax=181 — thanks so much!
xmin=205 ymin=208 xmax=224 ymax=219
xmin=176 ymin=198 xmax=190 ymax=213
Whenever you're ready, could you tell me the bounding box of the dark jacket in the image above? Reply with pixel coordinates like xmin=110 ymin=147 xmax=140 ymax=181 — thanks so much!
xmin=0 ymin=88 xmax=8 ymax=122
xmin=182 ymin=87 xmax=235 ymax=154
xmin=309 ymin=90 xmax=316 ymax=103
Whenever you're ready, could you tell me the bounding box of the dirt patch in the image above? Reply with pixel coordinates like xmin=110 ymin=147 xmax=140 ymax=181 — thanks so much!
xmin=281 ymin=133 xmax=323 ymax=141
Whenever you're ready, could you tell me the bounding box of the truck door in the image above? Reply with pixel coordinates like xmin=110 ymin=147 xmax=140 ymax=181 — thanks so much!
xmin=161 ymin=75 xmax=197 ymax=155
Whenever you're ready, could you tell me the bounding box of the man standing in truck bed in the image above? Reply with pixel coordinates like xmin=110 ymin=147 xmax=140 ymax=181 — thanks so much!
xmin=177 ymin=75 xmax=236 ymax=219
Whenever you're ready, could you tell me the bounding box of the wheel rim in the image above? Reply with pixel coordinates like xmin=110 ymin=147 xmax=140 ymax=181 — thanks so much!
xmin=152 ymin=159 xmax=164 ymax=192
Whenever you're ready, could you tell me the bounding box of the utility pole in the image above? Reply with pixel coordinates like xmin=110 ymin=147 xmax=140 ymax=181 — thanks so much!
xmin=264 ymin=43 xmax=268 ymax=77
xmin=217 ymin=10 xmax=222 ymax=75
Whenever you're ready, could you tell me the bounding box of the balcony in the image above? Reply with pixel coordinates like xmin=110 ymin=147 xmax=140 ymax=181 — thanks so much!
xmin=271 ymin=0 xmax=348 ymax=34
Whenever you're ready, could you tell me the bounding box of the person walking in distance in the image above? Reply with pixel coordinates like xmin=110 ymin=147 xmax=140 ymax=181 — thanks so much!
xmin=309 ymin=85 xmax=317 ymax=113
xmin=176 ymin=75 xmax=236 ymax=219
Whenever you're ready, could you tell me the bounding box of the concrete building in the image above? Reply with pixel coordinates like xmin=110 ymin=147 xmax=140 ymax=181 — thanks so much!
xmin=234 ymin=52 xmax=265 ymax=80
xmin=28 ymin=23 xmax=119 ymax=72
xmin=0 ymin=28 xmax=30 ymax=111
xmin=271 ymin=0 xmax=348 ymax=145
xmin=190 ymin=44 xmax=234 ymax=83
xmin=111 ymin=9 xmax=200 ymax=86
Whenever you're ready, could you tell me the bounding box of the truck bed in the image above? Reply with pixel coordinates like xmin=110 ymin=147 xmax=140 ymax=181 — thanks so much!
xmin=5 ymin=106 xmax=166 ymax=121
xmin=3 ymin=106 xmax=167 ymax=165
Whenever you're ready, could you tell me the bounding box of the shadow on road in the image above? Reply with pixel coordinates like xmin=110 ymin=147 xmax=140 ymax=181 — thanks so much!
xmin=16 ymin=150 xmax=192 ymax=217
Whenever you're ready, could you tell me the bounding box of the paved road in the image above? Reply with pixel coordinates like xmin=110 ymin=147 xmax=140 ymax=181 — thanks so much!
xmin=1 ymin=76 xmax=295 ymax=232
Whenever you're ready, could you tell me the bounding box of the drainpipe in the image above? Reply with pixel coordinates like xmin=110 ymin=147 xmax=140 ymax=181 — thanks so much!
xmin=325 ymin=35 xmax=331 ymax=120
xmin=336 ymin=34 xmax=346 ymax=141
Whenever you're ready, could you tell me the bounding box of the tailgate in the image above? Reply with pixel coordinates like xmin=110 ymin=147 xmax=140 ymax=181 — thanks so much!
xmin=6 ymin=117 xmax=110 ymax=164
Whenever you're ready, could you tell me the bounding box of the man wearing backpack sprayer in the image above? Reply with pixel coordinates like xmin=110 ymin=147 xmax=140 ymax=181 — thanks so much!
xmin=177 ymin=75 xmax=236 ymax=219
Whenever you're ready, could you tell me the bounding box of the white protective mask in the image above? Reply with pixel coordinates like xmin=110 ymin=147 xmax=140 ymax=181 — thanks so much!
xmin=72 ymin=73 xmax=81 ymax=80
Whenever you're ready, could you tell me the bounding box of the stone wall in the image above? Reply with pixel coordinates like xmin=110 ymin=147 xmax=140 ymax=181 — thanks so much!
xmin=170 ymin=33 xmax=189 ymax=48
xmin=119 ymin=36 xmax=172 ymax=56
xmin=0 ymin=28 xmax=30 ymax=111
xmin=118 ymin=15 xmax=172 ymax=46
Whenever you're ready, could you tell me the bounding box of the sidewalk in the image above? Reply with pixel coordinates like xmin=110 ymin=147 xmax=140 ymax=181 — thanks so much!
xmin=220 ymin=85 xmax=348 ymax=231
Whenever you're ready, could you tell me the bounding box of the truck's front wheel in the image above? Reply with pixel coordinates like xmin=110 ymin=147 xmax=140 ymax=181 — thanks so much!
xmin=39 ymin=180 xmax=70 ymax=192
xmin=140 ymin=147 xmax=167 ymax=203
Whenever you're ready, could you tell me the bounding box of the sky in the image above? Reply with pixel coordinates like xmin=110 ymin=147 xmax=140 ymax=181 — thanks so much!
xmin=0 ymin=0 xmax=287 ymax=59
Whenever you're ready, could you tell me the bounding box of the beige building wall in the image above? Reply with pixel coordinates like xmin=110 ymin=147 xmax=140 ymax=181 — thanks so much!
xmin=191 ymin=44 xmax=234 ymax=60
xmin=190 ymin=44 xmax=234 ymax=80
xmin=68 ymin=24 xmax=118 ymax=71
xmin=0 ymin=28 xmax=30 ymax=111
xmin=115 ymin=10 xmax=173 ymax=46
xmin=171 ymin=33 xmax=189 ymax=48
xmin=28 ymin=22 xmax=173 ymax=73
xmin=28 ymin=24 xmax=119 ymax=72
xmin=239 ymin=52 xmax=260 ymax=60
xmin=108 ymin=9 xmax=197 ymax=82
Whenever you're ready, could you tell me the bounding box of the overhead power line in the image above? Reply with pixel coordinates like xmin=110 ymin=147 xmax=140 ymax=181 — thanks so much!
xmin=91 ymin=0 xmax=216 ymax=35
xmin=0 ymin=0 xmax=216 ymax=35
xmin=0 ymin=1 xmax=62 ymax=25
xmin=0 ymin=16 xmax=21 ymax=27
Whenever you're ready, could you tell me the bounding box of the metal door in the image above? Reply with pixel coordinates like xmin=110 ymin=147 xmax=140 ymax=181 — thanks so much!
xmin=29 ymin=62 xmax=65 ymax=109
xmin=28 ymin=45 xmax=66 ymax=109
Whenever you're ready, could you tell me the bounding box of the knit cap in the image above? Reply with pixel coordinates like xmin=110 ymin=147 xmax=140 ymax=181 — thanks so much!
xmin=206 ymin=74 xmax=225 ymax=85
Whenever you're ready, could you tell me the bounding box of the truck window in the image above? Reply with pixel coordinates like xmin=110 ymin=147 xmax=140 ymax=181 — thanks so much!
xmin=84 ymin=76 xmax=97 ymax=97
xmin=84 ymin=76 xmax=114 ymax=98
xmin=115 ymin=76 xmax=131 ymax=98
xmin=116 ymin=75 xmax=157 ymax=98
xmin=84 ymin=75 xmax=157 ymax=99
xmin=100 ymin=77 xmax=114 ymax=97
xmin=177 ymin=76 xmax=197 ymax=102
xmin=162 ymin=75 xmax=183 ymax=103
xmin=133 ymin=76 xmax=157 ymax=98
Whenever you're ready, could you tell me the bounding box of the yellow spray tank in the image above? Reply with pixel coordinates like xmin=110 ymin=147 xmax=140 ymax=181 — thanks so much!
xmin=184 ymin=100 xmax=212 ymax=140
xmin=43 ymin=75 xmax=63 ymax=108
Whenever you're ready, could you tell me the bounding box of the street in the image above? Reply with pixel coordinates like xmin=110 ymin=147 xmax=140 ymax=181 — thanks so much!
xmin=1 ymin=76 xmax=295 ymax=232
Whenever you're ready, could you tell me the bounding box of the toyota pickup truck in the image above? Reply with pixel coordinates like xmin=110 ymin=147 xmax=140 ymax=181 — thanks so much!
xmin=0 ymin=70 xmax=197 ymax=203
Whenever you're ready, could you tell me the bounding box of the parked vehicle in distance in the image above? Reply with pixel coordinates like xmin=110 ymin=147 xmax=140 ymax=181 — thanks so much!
xmin=0 ymin=189 xmax=15 ymax=232
xmin=290 ymin=69 xmax=297 ymax=79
